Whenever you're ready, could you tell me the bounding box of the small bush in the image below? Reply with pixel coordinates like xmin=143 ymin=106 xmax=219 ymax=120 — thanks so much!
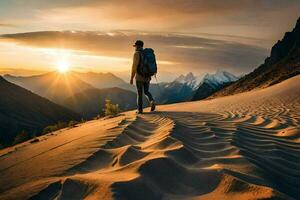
xmin=57 ymin=121 xmax=67 ymax=129
xmin=104 ymin=99 xmax=120 ymax=117
xmin=43 ymin=121 xmax=68 ymax=134
xmin=42 ymin=126 xmax=55 ymax=134
xmin=68 ymin=120 xmax=79 ymax=128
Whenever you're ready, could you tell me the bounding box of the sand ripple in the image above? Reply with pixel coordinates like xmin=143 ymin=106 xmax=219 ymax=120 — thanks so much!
xmin=26 ymin=111 xmax=299 ymax=199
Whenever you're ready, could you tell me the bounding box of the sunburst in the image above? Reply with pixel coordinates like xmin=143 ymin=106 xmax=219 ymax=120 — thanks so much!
xmin=57 ymin=60 xmax=69 ymax=73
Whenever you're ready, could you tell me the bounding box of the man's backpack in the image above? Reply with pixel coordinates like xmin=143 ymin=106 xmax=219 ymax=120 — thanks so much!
xmin=137 ymin=48 xmax=157 ymax=77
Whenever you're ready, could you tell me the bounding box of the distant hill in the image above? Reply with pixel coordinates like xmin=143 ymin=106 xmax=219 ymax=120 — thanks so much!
xmin=72 ymin=71 xmax=135 ymax=91
xmin=3 ymin=72 xmax=138 ymax=118
xmin=211 ymin=17 xmax=300 ymax=98
xmin=193 ymin=71 xmax=238 ymax=101
xmin=64 ymin=87 xmax=136 ymax=119
xmin=0 ymin=76 xmax=81 ymax=146
xmin=4 ymin=72 xmax=93 ymax=105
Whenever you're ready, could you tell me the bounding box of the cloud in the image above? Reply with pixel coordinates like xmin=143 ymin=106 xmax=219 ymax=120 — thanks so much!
xmin=0 ymin=68 xmax=47 ymax=76
xmin=0 ymin=1 xmax=299 ymax=40
xmin=0 ymin=23 xmax=15 ymax=27
xmin=28 ymin=0 xmax=298 ymax=41
xmin=1 ymin=31 xmax=269 ymax=75
xmin=23 ymin=0 xmax=300 ymax=15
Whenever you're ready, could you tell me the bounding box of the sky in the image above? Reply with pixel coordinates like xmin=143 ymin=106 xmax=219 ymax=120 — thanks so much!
xmin=0 ymin=0 xmax=299 ymax=81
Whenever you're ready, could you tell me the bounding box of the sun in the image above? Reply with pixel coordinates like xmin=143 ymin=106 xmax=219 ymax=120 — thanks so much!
xmin=57 ymin=61 xmax=70 ymax=73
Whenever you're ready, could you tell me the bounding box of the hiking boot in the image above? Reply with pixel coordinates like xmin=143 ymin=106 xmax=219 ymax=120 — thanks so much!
xmin=150 ymin=101 xmax=156 ymax=112
xmin=136 ymin=110 xmax=143 ymax=114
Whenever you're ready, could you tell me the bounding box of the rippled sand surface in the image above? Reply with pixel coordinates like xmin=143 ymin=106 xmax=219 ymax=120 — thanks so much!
xmin=0 ymin=76 xmax=299 ymax=200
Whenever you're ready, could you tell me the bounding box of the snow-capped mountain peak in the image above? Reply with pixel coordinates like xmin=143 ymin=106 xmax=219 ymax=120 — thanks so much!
xmin=174 ymin=74 xmax=186 ymax=83
xmin=203 ymin=71 xmax=238 ymax=86
xmin=173 ymin=72 xmax=203 ymax=90
xmin=172 ymin=71 xmax=238 ymax=91
xmin=185 ymin=72 xmax=195 ymax=81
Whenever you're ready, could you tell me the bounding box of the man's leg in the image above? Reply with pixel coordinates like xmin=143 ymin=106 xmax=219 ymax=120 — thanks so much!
xmin=143 ymin=81 xmax=156 ymax=111
xmin=143 ymin=81 xmax=153 ymax=102
xmin=136 ymin=80 xmax=143 ymax=113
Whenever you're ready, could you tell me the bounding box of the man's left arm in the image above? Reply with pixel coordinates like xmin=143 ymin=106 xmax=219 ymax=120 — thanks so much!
xmin=130 ymin=52 xmax=139 ymax=84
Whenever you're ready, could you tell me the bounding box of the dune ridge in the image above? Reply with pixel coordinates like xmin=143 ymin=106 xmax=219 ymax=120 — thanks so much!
xmin=0 ymin=76 xmax=299 ymax=199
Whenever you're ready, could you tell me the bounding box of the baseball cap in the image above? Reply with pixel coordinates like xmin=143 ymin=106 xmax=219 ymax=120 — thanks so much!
xmin=133 ymin=40 xmax=144 ymax=47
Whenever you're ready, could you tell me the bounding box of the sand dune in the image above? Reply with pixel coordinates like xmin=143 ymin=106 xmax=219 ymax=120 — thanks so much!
xmin=0 ymin=75 xmax=299 ymax=200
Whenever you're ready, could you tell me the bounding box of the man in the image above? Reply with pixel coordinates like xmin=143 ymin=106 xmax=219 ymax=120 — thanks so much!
xmin=130 ymin=40 xmax=156 ymax=114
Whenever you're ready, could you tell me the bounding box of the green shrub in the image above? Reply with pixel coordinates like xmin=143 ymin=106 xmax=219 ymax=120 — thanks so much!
xmin=68 ymin=120 xmax=79 ymax=128
xmin=42 ymin=125 xmax=55 ymax=134
xmin=56 ymin=121 xmax=67 ymax=129
xmin=104 ymin=99 xmax=120 ymax=117
xmin=42 ymin=121 xmax=68 ymax=134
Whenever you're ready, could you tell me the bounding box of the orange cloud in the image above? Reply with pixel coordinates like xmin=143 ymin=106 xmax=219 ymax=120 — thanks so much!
xmin=28 ymin=0 xmax=300 ymax=40
xmin=1 ymin=1 xmax=299 ymax=40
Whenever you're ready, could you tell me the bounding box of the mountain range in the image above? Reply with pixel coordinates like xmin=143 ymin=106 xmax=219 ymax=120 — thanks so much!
xmin=72 ymin=71 xmax=134 ymax=91
xmin=151 ymin=71 xmax=238 ymax=103
xmin=3 ymin=72 xmax=136 ymax=118
xmin=0 ymin=76 xmax=81 ymax=146
xmin=4 ymin=69 xmax=236 ymax=112
xmin=4 ymin=72 xmax=93 ymax=105
xmin=4 ymin=70 xmax=238 ymax=110
xmin=193 ymin=71 xmax=238 ymax=100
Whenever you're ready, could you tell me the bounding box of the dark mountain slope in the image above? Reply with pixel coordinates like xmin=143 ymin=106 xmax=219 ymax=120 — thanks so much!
xmin=0 ymin=76 xmax=81 ymax=146
xmin=192 ymin=82 xmax=233 ymax=101
xmin=211 ymin=17 xmax=300 ymax=98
